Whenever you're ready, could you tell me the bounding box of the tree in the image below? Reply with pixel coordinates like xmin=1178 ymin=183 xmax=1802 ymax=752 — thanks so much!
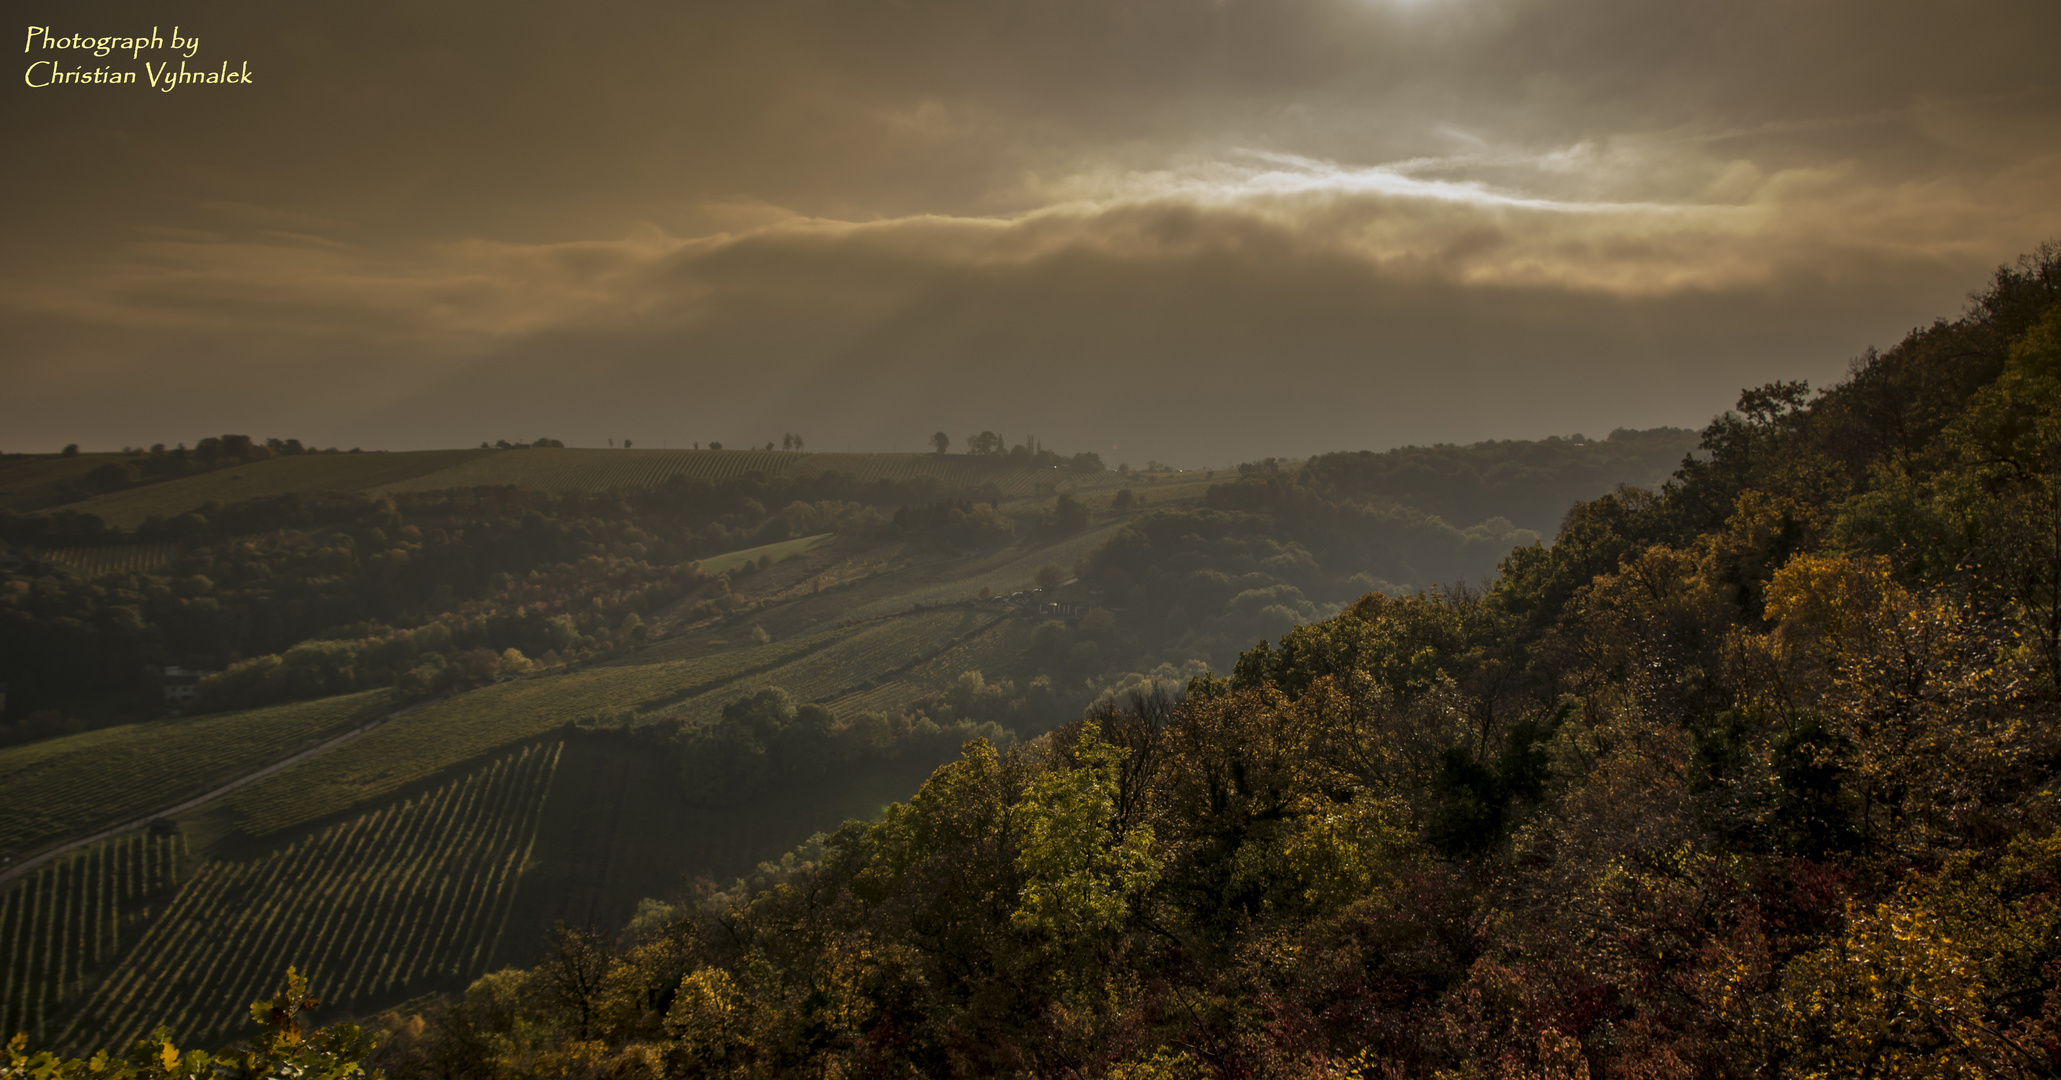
xmin=1053 ymin=493 xmax=1089 ymax=534
xmin=623 ymin=438 xmax=633 ymax=448
xmin=1037 ymin=563 xmax=1066 ymax=589
xmin=1112 ymin=488 xmax=1134 ymax=511
xmin=60 ymin=443 xmax=79 ymax=457
xmin=535 ymin=924 xmax=613 ymax=1041
xmin=1011 ymin=720 xmax=1162 ymax=944
xmin=1 ymin=968 xmax=378 ymax=1080
xmin=931 ymin=431 xmax=951 ymax=454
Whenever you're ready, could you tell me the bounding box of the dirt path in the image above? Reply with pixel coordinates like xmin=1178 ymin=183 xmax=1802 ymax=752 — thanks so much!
xmin=0 ymin=697 xmax=435 ymax=888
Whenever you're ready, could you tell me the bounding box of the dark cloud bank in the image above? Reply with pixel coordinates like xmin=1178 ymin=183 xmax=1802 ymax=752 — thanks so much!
xmin=4 ymin=0 xmax=2057 ymax=463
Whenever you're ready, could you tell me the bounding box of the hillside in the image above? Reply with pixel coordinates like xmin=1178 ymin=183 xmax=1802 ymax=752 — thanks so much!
xmin=10 ymin=445 xmax=1127 ymax=531
xmin=324 ymin=247 xmax=2058 ymax=1077
xmin=0 ymin=427 xmax=1736 ymax=1052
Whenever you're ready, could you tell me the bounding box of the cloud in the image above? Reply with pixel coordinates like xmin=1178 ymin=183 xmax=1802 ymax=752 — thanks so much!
xmin=2 ymin=0 xmax=2057 ymax=458
xmin=11 ymin=121 xmax=2054 ymax=357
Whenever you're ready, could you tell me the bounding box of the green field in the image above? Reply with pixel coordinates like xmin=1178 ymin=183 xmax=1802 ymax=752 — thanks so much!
xmin=695 ymin=532 xmax=835 ymax=576
xmin=51 ymin=451 xmax=488 ymax=528
xmin=57 ymin=743 xmax=560 ymax=1051
xmin=0 ymin=454 xmax=136 ymax=513
xmin=216 ymin=631 xmax=857 ymax=839
xmin=0 ymin=691 xmax=397 ymax=865
xmin=373 ymin=447 xmax=804 ymax=495
xmin=789 ymin=452 xmax=1121 ymax=497
xmin=25 ymin=447 xmax=1149 ymax=527
xmin=33 ymin=543 xmax=186 ymax=578
xmin=0 ymin=833 xmax=184 ymax=1043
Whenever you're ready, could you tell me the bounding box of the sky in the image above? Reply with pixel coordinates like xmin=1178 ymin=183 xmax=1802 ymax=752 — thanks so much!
xmin=4 ymin=0 xmax=2058 ymax=467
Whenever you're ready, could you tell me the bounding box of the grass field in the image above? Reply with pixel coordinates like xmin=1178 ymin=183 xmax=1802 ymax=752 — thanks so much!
xmin=695 ymin=532 xmax=835 ymax=576
xmin=23 ymin=447 xmax=1158 ymax=528
xmin=0 ymin=691 xmax=397 ymax=865
xmin=789 ymin=453 xmax=1121 ymax=497
xmin=215 ymin=630 xmax=859 ymax=840
xmin=51 ymin=451 xmax=489 ymax=528
xmin=58 ymin=743 xmax=561 ymax=1051
xmin=0 ymin=454 xmax=134 ymax=513
xmin=0 ymin=832 xmax=184 ymax=1044
xmin=373 ymin=447 xmax=805 ymax=495
xmin=33 ymin=544 xmax=186 ymax=578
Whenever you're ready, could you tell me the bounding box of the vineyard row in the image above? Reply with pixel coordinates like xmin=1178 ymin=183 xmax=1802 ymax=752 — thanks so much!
xmin=0 ymin=832 xmax=184 ymax=1043
xmin=57 ymin=741 xmax=563 ymax=1052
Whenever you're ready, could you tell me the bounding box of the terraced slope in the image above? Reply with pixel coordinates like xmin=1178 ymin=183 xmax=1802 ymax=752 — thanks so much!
xmin=217 ymin=631 xmax=854 ymax=839
xmin=694 ymin=533 xmax=835 ymax=576
xmin=905 ymin=618 xmax=1037 ymax=690
xmin=829 ymin=522 xmax=1126 ymax=626
xmin=0 ymin=691 xmax=396 ymax=865
xmin=58 ymin=743 xmax=561 ymax=1052
xmin=653 ymin=608 xmax=1002 ymax=725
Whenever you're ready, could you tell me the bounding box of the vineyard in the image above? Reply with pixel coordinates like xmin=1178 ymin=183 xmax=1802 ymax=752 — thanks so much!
xmin=51 ymin=450 xmax=488 ymax=528
xmin=905 ymin=617 xmax=1036 ymax=690
xmin=658 ymin=608 xmax=1003 ymax=724
xmin=374 ymin=448 xmax=805 ymax=495
xmin=694 ymin=533 xmax=834 ymax=576
xmin=0 ymin=832 xmax=184 ymax=1043
xmin=0 ymin=690 xmax=397 ymax=865
xmin=33 ymin=544 xmax=185 ymax=578
xmin=823 ymin=680 xmax=925 ymax=719
xmin=58 ymin=742 xmax=562 ymax=1052
xmin=219 ymin=631 xmax=855 ymax=839
xmin=834 ymin=522 xmax=1127 ymax=624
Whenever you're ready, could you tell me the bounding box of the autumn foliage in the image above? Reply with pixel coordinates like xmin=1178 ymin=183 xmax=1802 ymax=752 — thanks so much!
xmin=34 ymin=247 xmax=2061 ymax=1077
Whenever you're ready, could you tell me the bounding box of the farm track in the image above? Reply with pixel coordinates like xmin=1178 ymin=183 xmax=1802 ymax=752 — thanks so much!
xmin=0 ymin=697 xmax=421 ymax=889
xmin=220 ymin=625 xmax=878 ymax=840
